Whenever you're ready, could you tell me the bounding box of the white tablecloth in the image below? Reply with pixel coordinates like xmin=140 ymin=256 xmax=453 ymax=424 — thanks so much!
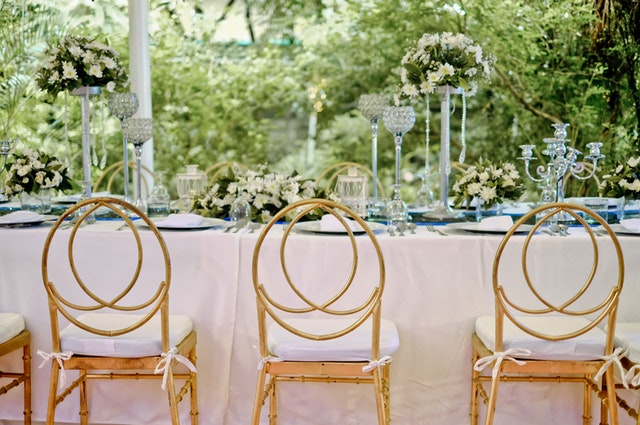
xmin=0 ymin=221 xmax=639 ymax=425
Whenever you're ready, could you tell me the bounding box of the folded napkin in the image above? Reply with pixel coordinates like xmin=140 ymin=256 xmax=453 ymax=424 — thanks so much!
xmin=0 ymin=211 xmax=45 ymax=224
xmin=477 ymin=215 xmax=514 ymax=231
xmin=154 ymin=213 xmax=202 ymax=228
xmin=620 ymin=218 xmax=640 ymax=231
xmin=320 ymin=214 xmax=356 ymax=232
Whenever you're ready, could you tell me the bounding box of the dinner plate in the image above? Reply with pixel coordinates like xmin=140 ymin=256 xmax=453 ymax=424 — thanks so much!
xmin=0 ymin=214 xmax=57 ymax=228
xmin=444 ymin=222 xmax=534 ymax=234
xmin=293 ymin=221 xmax=386 ymax=235
xmin=609 ymin=224 xmax=640 ymax=236
xmin=138 ymin=217 xmax=229 ymax=230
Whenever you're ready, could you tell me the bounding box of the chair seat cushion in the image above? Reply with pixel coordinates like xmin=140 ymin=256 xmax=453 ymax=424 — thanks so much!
xmin=614 ymin=322 xmax=640 ymax=364
xmin=0 ymin=312 xmax=25 ymax=345
xmin=60 ymin=313 xmax=193 ymax=358
xmin=268 ymin=318 xmax=400 ymax=362
xmin=475 ymin=315 xmax=607 ymax=361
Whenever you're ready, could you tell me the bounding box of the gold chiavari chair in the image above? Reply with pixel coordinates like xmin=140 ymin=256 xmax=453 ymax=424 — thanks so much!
xmin=92 ymin=160 xmax=154 ymax=194
xmin=205 ymin=161 xmax=247 ymax=185
xmin=471 ymin=202 xmax=624 ymax=425
xmin=316 ymin=161 xmax=386 ymax=198
xmin=250 ymin=198 xmax=399 ymax=425
xmin=0 ymin=312 xmax=31 ymax=424
xmin=40 ymin=197 xmax=198 ymax=425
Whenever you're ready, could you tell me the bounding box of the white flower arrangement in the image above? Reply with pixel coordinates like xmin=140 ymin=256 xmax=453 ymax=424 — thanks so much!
xmin=35 ymin=35 xmax=128 ymax=97
xmin=399 ymin=32 xmax=496 ymax=98
xmin=1 ymin=148 xmax=74 ymax=198
xmin=452 ymin=160 xmax=524 ymax=209
xmin=599 ymin=156 xmax=640 ymax=199
xmin=193 ymin=163 xmax=327 ymax=223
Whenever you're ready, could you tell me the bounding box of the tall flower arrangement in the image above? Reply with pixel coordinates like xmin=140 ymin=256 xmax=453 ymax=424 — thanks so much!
xmin=1 ymin=148 xmax=73 ymax=198
xmin=35 ymin=35 xmax=128 ymax=97
xmin=193 ymin=163 xmax=326 ymax=223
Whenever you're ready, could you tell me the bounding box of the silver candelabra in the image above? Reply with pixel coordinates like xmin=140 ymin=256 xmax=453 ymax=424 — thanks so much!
xmin=518 ymin=123 xmax=604 ymax=204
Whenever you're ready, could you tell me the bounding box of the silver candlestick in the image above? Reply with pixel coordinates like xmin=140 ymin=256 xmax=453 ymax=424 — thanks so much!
xmin=518 ymin=123 xmax=604 ymax=204
xmin=358 ymin=94 xmax=388 ymax=199
xmin=0 ymin=140 xmax=12 ymax=202
xmin=108 ymin=93 xmax=139 ymax=202
xmin=123 ymin=118 xmax=153 ymax=212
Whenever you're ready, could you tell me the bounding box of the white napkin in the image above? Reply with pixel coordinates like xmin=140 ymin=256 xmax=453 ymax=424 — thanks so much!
xmin=477 ymin=215 xmax=514 ymax=231
xmin=0 ymin=211 xmax=45 ymax=224
xmin=154 ymin=213 xmax=202 ymax=228
xmin=320 ymin=214 xmax=356 ymax=232
xmin=620 ymin=218 xmax=640 ymax=231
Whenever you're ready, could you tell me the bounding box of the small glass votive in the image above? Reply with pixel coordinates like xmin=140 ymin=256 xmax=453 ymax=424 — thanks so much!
xmin=367 ymin=197 xmax=388 ymax=222
xmin=582 ymin=197 xmax=609 ymax=224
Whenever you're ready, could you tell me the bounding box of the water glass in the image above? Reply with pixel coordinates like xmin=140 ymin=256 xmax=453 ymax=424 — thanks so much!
xmin=385 ymin=198 xmax=408 ymax=229
xmin=582 ymin=197 xmax=609 ymax=224
xmin=229 ymin=198 xmax=251 ymax=225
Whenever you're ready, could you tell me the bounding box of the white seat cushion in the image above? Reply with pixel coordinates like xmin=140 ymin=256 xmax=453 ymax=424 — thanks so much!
xmin=614 ymin=322 xmax=640 ymax=364
xmin=60 ymin=313 xmax=193 ymax=358
xmin=0 ymin=312 xmax=25 ymax=344
xmin=268 ymin=318 xmax=399 ymax=362
xmin=475 ymin=315 xmax=607 ymax=361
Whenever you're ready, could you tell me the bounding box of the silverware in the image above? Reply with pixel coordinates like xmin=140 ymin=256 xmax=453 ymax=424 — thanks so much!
xmin=232 ymin=218 xmax=249 ymax=233
xmin=426 ymin=225 xmax=447 ymax=236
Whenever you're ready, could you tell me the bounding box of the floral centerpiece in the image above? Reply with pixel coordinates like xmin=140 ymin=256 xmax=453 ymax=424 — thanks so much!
xmin=193 ymin=163 xmax=326 ymax=223
xmin=35 ymin=35 xmax=128 ymax=97
xmin=452 ymin=159 xmax=524 ymax=209
xmin=399 ymin=32 xmax=496 ymax=98
xmin=1 ymin=148 xmax=73 ymax=198
xmin=599 ymin=157 xmax=640 ymax=199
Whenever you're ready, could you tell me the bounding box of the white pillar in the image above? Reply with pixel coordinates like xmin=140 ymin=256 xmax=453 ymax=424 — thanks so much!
xmin=128 ymin=0 xmax=154 ymax=196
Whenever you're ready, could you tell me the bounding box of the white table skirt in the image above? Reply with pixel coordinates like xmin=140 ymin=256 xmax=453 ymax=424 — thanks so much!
xmin=0 ymin=221 xmax=639 ymax=425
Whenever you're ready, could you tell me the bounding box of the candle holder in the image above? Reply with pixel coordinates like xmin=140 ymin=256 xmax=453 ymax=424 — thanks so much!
xmin=518 ymin=123 xmax=604 ymax=205
xmin=382 ymin=106 xmax=416 ymax=229
xmin=108 ymin=93 xmax=139 ymax=202
xmin=358 ymin=94 xmax=388 ymax=200
xmin=123 ymin=118 xmax=153 ymax=212
xmin=0 ymin=139 xmax=12 ymax=202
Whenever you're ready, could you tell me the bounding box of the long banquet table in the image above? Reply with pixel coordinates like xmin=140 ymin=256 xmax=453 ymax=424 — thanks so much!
xmin=1 ymin=217 xmax=640 ymax=425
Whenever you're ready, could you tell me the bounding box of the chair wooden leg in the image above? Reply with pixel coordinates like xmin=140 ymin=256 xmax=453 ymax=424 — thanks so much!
xmin=605 ymin=370 xmax=619 ymax=425
xmin=46 ymin=363 xmax=60 ymax=425
xmin=470 ymin=349 xmax=480 ymax=425
xmin=166 ymin=367 xmax=181 ymax=425
xmin=23 ymin=343 xmax=32 ymax=425
xmin=483 ymin=370 xmax=501 ymax=425
xmin=189 ymin=347 xmax=198 ymax=425
xmin=383 ymin=365 xmax=391 ymax=425
xmin=373 ymin=367 xmax=386 ymax=425
xmin=251 ymin=368 xmax=267 ymax=425
xmin=583 ymin=378 xmax=592 ymax=425
xmin=79 ymin=370 xmax=88 ymax=425
xmin=269 ymin=377 xmax=277 ymax=425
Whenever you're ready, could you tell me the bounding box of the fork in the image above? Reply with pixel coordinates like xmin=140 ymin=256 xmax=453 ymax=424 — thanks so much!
xmin=426 ymin=225 xmax=447 ymax=236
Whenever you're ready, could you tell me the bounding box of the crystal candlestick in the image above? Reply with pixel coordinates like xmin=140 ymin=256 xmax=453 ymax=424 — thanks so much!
xmin=358 ymin=94 xmax=388 ymax=199
xmin=108 ymin=93 xmax=139 ymax=201
xmin=123 ymin=118 xmax=153 ymax=212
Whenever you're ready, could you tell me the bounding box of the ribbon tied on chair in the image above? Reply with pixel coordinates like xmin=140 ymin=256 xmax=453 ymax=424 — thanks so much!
xmin=473 ymin=348 xmax=531 ymax=379
xmin=37 ymin=350 xmax=73 ymax=387
xmin=253 ymin=345 xmax=283 ymax=371
xmin=154 ymin=347 xmax=197 ymax=390
xmin=593 ymin=347 xmax=629 ymax=388
xmin=362 ymin=355 xmax=393 ymax=373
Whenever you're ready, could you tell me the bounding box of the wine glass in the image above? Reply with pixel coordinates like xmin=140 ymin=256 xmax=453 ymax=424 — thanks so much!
xmin=108 ymin=93 xmax=139 ymax=201
xmin=229 ymin=197 xmax=251 ymax=229
xmin=358 ymin=94 xmax=388 ymax=200
xmin=122 ymin=118 xmax=153 ymax=212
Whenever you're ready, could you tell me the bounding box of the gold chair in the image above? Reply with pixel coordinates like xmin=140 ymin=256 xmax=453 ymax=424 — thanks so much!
xmin=92 ymin=160 xmax=154 ymax=194
xmin=250 ymin=198 xmax=399 ymax=425
xmin=471 ymin=202 xmax=624 ymax=425
xmin=316 ymin=161 xmax=386 ymax=198
xmin=205 ymin=161 xmax=247 ymax=184
xmin=0 ymin=313 xmax=31 ymax=424
xmin=40 ymin=197 xmax=198 ymax=425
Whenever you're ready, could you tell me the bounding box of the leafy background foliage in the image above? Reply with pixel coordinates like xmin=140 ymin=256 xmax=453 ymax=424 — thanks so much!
xmin=1 ymin=0 xmax=639 ymax=200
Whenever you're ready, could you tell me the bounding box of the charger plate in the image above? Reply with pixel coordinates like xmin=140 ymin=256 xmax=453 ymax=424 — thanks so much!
xmin=0 ymin=214 xmax=57 ymax=227
xmin=293 ymin=221 xmax=386 ymax=235
xmin=445 ymin=222 xmax=534 ymax=234
xmin=138 ymin=217 xmax=229 ymax=231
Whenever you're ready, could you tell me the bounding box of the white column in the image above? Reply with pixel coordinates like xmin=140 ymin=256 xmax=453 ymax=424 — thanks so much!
xmin=128 ymin=0 xmax=154 ymax=196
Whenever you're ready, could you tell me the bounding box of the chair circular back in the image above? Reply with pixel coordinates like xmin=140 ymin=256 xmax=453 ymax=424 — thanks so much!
xmin=316 ymin=162 xmax=385 ymax=198
xmin=252 ymin=198 xmax=385 ymax=341
xmin=41 ymin=197 xmax=171 ymax=338
xmin=93 ymin=160 xmax=153 ymax=194
xmin=493 ymin=202 xmax=624 ymax=342
xmin=205 ymin=161 xmax=247 ymax=185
